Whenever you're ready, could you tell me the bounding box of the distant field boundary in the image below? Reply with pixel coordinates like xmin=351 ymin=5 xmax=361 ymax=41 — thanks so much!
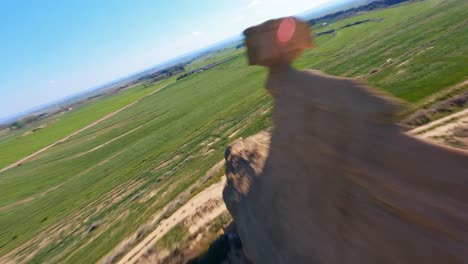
xmin=198 ymin=53 xmax=244 ymax=71
xmin=0 ymin=81 xmax=173 ymax=174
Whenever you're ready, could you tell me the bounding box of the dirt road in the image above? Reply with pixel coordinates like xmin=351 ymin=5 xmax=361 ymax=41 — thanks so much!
xmin=115 ymin=177 xmax=227 ymax=264
xmin=409 ymin=108 xmax=468 ymax=150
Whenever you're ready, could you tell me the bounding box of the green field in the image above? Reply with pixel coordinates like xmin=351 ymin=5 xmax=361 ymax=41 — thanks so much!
xmin=0 ymin=78 xmax=173 ymax=169
xmin=0 ymin=55 xmax=271 ymax=263
xmin=296 ymin=0 xmax=467 ymax=102
xmin=0 ymin=0 xmax=466 ymax=263
xmin=185 ymin=45 xmax=244 ymax=72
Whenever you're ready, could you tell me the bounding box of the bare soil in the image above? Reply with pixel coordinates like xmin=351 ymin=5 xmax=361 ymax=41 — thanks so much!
xmin=112 ymin=178 xmax=227 ymax=264
xmin=409 ymin=108 xmax=468 ymax=150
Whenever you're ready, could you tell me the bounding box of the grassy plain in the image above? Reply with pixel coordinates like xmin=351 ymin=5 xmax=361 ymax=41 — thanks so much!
xmin=0 ymin=0 xmax=466 ymax=263
xmin=185 ymin=46 xmax=244 ymax=72
xmin=0 ymin=78 xmax=174 ymax=169
xmin=296 ymin=0 xmax=467 ymax=102
xmin=0 ymin=56 xmax=270 ymax=263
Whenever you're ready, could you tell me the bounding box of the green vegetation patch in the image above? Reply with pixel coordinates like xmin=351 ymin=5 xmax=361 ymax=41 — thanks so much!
xmin=157 ymin=225 xmax=189 ymax=250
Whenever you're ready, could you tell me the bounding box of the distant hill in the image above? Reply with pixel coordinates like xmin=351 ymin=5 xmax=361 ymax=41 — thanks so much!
xmin=308 ymin=0 xmax=410 ymax=25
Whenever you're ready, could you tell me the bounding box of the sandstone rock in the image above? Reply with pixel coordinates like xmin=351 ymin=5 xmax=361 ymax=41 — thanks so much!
xmin=244 ymin=17 xmax=312 ymax=67
xmin=223 ymin=17 xmax=468 ymax=264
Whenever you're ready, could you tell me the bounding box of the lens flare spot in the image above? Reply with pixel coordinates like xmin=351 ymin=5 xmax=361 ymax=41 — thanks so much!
xmin=277 ymin=18 xmax=296 ymax=44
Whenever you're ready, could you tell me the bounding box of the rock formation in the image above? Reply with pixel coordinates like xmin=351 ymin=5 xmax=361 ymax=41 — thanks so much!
xmin=223 ymin=17 xmax=468 ymax=263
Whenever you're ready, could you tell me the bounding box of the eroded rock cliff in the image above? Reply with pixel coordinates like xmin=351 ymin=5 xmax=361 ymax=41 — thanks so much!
xmin=223 ymin=17 xmax=468 ymax=264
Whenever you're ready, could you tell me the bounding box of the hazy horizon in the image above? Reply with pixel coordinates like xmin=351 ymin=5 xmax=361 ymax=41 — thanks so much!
xmin=0 ymin=0 xmax=342 ymax=122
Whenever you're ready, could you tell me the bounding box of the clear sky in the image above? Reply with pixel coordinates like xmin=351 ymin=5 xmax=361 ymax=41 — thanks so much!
xmin=0 ymin=0 xmax=336 ymax=121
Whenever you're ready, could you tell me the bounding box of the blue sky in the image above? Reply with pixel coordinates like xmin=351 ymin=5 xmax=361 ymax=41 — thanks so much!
xmin=0 ymin=0 xmax=336 ymax=121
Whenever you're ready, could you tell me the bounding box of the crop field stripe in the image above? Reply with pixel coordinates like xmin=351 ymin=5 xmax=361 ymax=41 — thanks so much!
xmin=0 ymin=81 xmax=174 ymax=173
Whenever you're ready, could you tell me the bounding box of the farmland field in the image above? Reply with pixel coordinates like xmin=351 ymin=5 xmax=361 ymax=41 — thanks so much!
xmin=0 ymin=55 xmax=271 ymax=263
xmin=296 ymin=0 xmax=467 ymax=102
xmin=0 ymin=0 xmax=466 ymax=263
xmin=0 ymin=78 xmax=174 ymax=169
xmin=185 ymin=45 xmax=244 ymax=72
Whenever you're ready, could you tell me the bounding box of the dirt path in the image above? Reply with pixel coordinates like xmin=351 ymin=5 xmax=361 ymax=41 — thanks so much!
xmin=115 ymin=177 xmax=227 ymax=264
xmin=409 ymin=108 xmax=468 ymax=150
xmin=0 ymin=82 xmax=172 ymax=174
xmin=409 ymin=108 xmax=468 ymax=136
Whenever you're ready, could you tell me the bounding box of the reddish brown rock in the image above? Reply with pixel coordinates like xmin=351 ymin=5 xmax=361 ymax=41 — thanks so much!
xmin=243 ymin=17 xmax=313 ymax=67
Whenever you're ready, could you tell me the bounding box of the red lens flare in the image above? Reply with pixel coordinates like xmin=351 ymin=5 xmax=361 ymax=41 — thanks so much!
xmin=277 ymin=18 xmax=296 ymax=44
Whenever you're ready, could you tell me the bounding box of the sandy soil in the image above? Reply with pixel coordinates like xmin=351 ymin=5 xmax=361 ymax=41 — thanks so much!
xmin=409 ymin=108 xmax=468 ymax=135
xmin=409 ymin=108 xmax=468 ymax=150
xmin=115 ymin=177 xmax=227 ymax=264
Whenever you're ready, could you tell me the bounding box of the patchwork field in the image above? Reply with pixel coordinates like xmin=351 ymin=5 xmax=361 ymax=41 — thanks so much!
xmin=0 ymin=0 xmax=466 ymax=263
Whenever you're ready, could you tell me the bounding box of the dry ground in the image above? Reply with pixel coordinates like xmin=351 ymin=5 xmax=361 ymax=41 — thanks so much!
xmin=409 ymin=108 xmax=468 ymax=150
xmin=104 ymin=178 xmax=227 ymax=264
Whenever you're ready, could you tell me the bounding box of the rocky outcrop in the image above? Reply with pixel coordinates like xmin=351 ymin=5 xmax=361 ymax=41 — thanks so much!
xmin=223 ymin=17 xmax=468 ymax=264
